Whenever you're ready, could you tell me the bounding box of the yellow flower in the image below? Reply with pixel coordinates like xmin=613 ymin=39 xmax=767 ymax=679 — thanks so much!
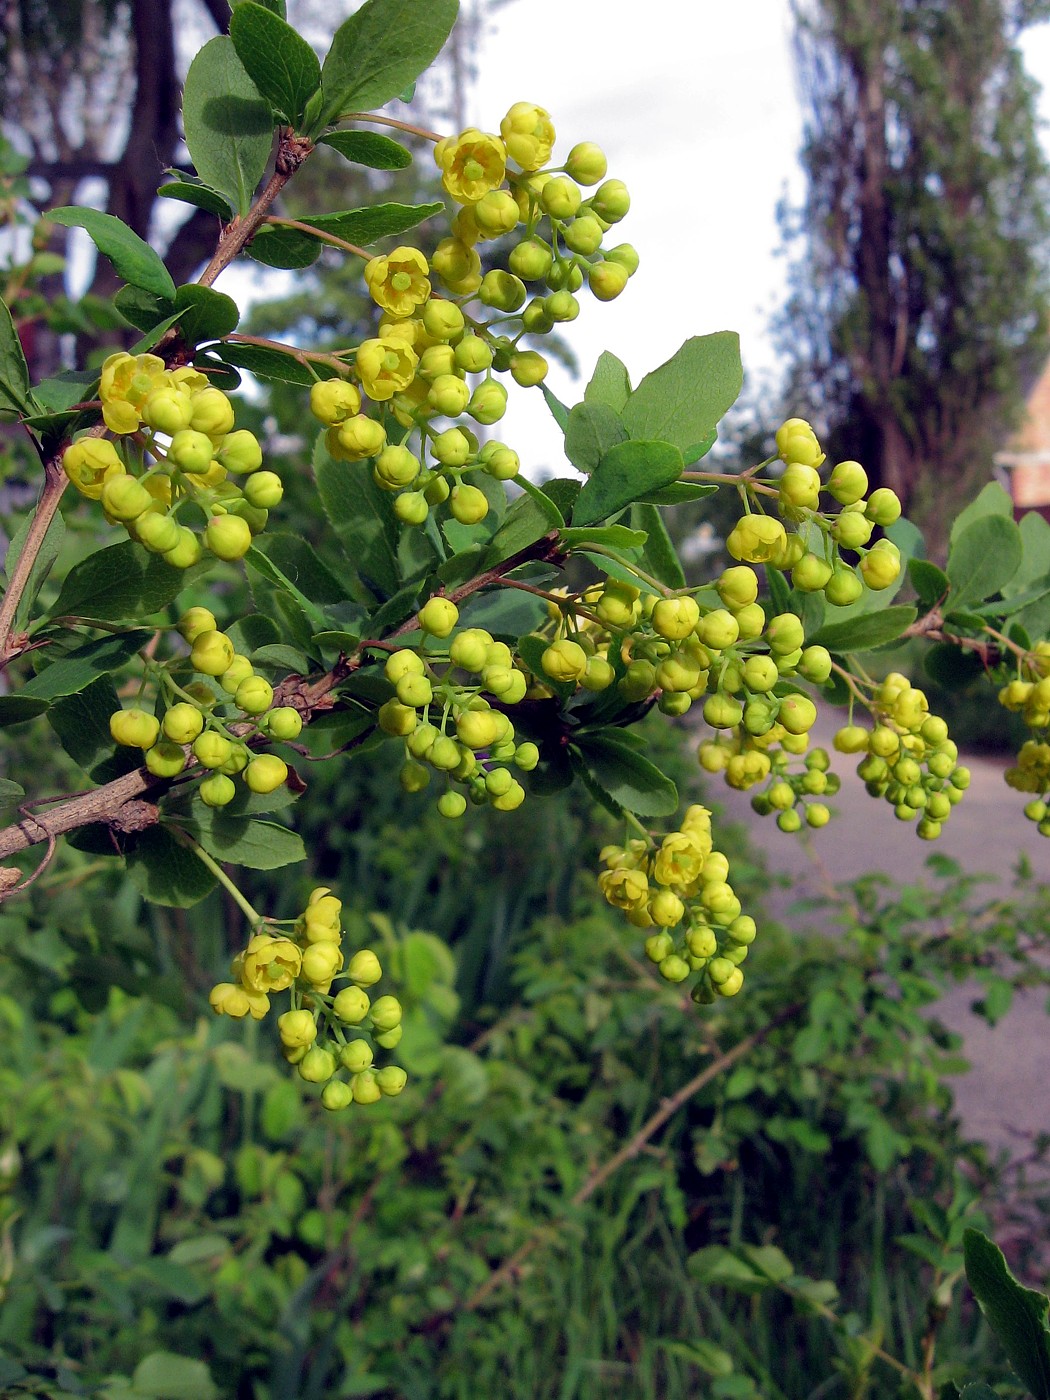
xmin=436 ymin=128 xmax=507 ymax=204
xmin=364 ymin=246 xmax=431 ymax=317
xmin=598 ymin=865 xmax=649 ymax=911
xmin=99 ymin=352 xmax=168 ymax=434
xmin=500 ymin=102 xmax=555 ymax=171
xmin=239 ymin=934 xmax=303 ymax=994
xmin=62 ymin=437 xmax=126 ymax=499
xmin=355 ymin=337 xmax=419 ymax=402
xmin=208 ymin=981 xmax=271 ymax=1020
xmin=653 ymin=832 xmax=706 ymax=889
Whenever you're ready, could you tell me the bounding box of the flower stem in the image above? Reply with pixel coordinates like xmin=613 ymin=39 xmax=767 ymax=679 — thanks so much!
xmin=178 ymin=832 xmax=264 ymax=926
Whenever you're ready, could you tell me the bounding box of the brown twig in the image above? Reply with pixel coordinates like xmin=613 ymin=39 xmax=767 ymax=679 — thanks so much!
xmin=196 ymin=132 xmax=314 ymax=288
xmin=0 ymin=446 xmax=81 ymax=665
xmin=0 ymin=533 xmax=567 ymax=868
xmin=261 ymin=215 xmax=370 ymax=262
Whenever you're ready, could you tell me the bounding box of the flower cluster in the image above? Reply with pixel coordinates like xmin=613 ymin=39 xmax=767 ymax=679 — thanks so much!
xmin=308 ymin=101 xmax=636 ymax=529
xmin=375 ymin=597 xmax=539 ymax=819
xmin=210 ymin=887 xmax=407 ymax=1110
xmin=63 ymin=354 xmax=276 ymax=567
xmin=599 ymin=806 xmax=754 ymax=1001
xmin=107 ymin=607 xmax=300 ymax=805
xmin=1000 ymin=641 xmax=1050 ymax=836
xmin=832 ymin=674 xmax=968 ymax=839
xmin=725 ymin=420 xmax=904 ymax=605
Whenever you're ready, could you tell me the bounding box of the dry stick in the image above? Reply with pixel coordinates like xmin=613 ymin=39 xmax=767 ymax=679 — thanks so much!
xmin=462 ymin=1001 xmax=803 ymax=1314
xmin=0 ymin=533 xmax=567 ymax=864
xmin=0 ymin=451 xmax=70 ymax=664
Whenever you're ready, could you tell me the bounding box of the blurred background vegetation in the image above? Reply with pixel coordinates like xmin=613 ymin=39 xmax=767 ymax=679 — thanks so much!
xmin=2 ymin=1 xmax=1050 ymax=1395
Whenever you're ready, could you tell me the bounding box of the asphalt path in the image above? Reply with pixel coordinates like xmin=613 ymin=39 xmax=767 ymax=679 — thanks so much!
xmin=712 ymin=719 xmax=1049 ymax=1155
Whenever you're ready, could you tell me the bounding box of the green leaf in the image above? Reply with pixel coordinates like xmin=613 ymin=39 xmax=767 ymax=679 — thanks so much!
xmin=959 ymin=1386 xmax=1001 ymax=1400
xmin=4 ymin=507 xmax=66 ymax=630
xmin=572 ymin=440 xmax=684 ymax=527
xmin=1005 ymin=510 xmax=1050 ymax=596
xmin=560 ymin=525 xmax=647 ymax=550
xmin=215 ymin=340 xmax=328 ymax=385
xmin=244 ymin=547 xmax=327 ymax=632
xmin=246 ymin=202 xmax=443 ymax=268
xmin=22 ymin=631 xmax=151 ymax=700
xmin=182 ymin=36 xmax=274 ymax=217
xmin=229 ymin=2 xmax=321 ymax=126
xmin=127 ymin=828 xmax=217 ymax=908
xmin=574 ymin=732 xmax=678 ymax=817
xmin=0 ymin=779 xmax=25 ymax=813
xmin=924 ymin=641 xmax=984 ymax=689
xmin=635 ymin=481 xmax=718 ymax=506
xmin=908 ymin=557 xmax=949 ymax=608
xmin=130 ymin=1351 xmax=219 ymax=1400
xmin=318 ymin=130 xmax=412 ymax=169
xmin=48 ymin=208 xmax=176 ymax=301
xmin=689 ymin=1245 xmax=769 ymax=1291
xmin=540 ymin=478 xmax=581 ymax=520
xmin=949 ymin=481 xmax=1014 ymax=547
xmin=620 ymin=332 xmax=742 ymax=456
xmin=157 ymin=180 xmax=234 ymax=220
xmin=0 ymin=696 xmax=49 ymax=727
xmin=482 ymin=489 xmax=561 ymax=569
xmin=232 ymin=0 xmax=284 ymax=13
xmin=563 ymin=401 xmax=626 ymax=474
xmin=47 ymin=675 xmax=131 ymax=780
xmin=516 ymin=475 xmax=565 ymax=525
xmin=172 ymin=284 xmax=239 ymax=344
xmin=49 ymin=542 xmax=192 ymax=622
xmin=630 ymin=502 xmax=686 ymax=589
xmin=540 ymin=383 xmax=570 ymax=430
xmin=946 ymin=514 xmax=1023 ymax=610
xmin=114 ymin=285 xmax=173 ymax=333
xmin=258 ymin=533 xmax=350 ymax=604
xmin=964 ymin=1227 xmax=1050 ymax=1399
xmin=28 ymin=368 xmax=99 ymax=413
xmin=318 ymin=0 xmax=459 ymax=127
xmin=809 ymin=606 xmax=917 ymax=654
xmin=180 ymin=814 xmax=306 ymax=870
xmin=584 ymin=350 xmax=631 ymax=412
xmin=313 ymin=434 xmax=399 ymax=597
xmin=0 ymin=293 xmax=32 ymax=416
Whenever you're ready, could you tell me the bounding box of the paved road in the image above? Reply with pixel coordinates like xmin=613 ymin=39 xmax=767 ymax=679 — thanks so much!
xmin=713 ymin=721 xmax=1048 ymax=1155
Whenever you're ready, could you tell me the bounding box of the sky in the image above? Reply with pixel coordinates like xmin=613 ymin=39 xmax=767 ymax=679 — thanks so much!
xmin=468 ymin=1 xmax=1050 ymax=477
xmin=470 ymin=0 xmax=806 ymax=474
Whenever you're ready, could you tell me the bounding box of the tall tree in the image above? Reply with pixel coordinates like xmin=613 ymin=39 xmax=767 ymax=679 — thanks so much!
xmin=779 ymin=0 xmax=1050 ymax=520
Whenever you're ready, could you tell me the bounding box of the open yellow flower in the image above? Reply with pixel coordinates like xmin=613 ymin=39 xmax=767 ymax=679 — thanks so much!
xmin=99 ymin=352 xmax=168 ymax=434
xmin=355 ymin=337 xmax=419 ymax=402
xmin=436 ymin=128 xmax=506 ymax=204
xmin=364 ymin=246 xmax=431 ymax=317
xmin=239 ymin=934 xmax=303 ymax=994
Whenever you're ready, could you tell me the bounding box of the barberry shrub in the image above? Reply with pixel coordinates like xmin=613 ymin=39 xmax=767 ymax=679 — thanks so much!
xmin=0 ymin=0 xmax=1048 ymax=1101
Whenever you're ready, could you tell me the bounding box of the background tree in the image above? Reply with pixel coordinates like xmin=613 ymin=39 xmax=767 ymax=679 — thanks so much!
xmin=778 ymin=0 xmax=1050 ymax=530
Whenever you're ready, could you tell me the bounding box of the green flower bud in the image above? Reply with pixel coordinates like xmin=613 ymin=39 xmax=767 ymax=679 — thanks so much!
xmin=190 ymin=630 xmax=235 ymax=677
xmin=265 ymin=707 xmax=303 ymax=741
xmin=145 ymin=740 xmax=187 ymax=778
xmin=242 ymin=470 xmax=283 ymax=509
xmin=827 ymin=460 xmax=868 ymax=505
xmin=449 ymin=483 xmax=489 ymax=524
xmin=205 ymin=514 xmax=252 ymax=561
xmin=562 ymin=215 xmax=604 ymax=256
xmin=200 ymin=773 xmax=236 ymax=807
xmin=110 ymin=707 xmax=160 ymax=749
xmin=245 ymin=755 xmax=288 ymax=794
xmin=565 ymin=142 xmax=608 ymax=185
